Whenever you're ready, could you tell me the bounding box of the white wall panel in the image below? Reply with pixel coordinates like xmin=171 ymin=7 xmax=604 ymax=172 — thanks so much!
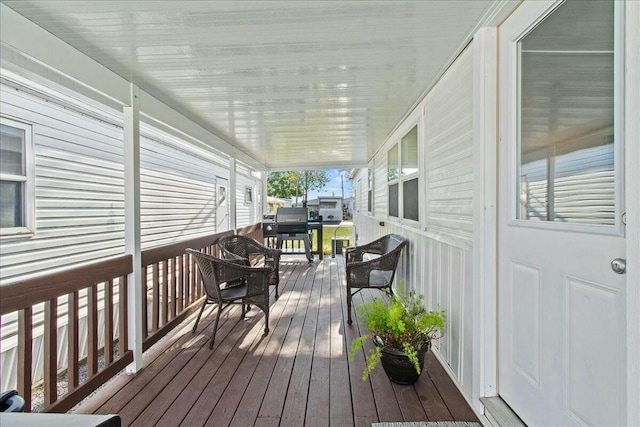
xmin=0 ymin=84 xmax=125 ymax=285
xmin=352 ymin=43 xmax=476 ymax=406
xmin=425 ymin=46 xmax=474 ymax=249
xmin=235 ymin=173 xmax=259 ymax=228
xmin=139 ymin=131 xmax=226 ymax=249
xmin=374 ymin=154 xmax=387 ymax=217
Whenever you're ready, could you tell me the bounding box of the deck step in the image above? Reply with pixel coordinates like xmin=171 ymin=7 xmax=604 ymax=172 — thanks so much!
xmin=480 ymin=397 xmax=526 ymax=427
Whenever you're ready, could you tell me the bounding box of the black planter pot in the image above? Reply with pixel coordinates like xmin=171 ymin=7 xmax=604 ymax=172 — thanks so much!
xmin=374 ymin=337 xmax=430 ymax=385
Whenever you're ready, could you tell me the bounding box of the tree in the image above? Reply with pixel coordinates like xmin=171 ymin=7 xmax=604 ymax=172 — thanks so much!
xmin=266 ymin=170 xmax=330 ymax=206
xmin=267 ymin=171 xmax=298 ymax=199
xmin=297 ymin=170 xmax=330 ymax=205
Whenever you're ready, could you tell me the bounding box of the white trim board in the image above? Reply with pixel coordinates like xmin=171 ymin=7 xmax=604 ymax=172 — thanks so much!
xmin=624 ymin=1 xmax=640 ymax=425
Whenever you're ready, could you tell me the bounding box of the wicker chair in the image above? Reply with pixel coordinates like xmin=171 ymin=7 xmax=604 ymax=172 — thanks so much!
xmin=217 ymin=234 xmax=282 ymax=298
xmin=186 ymin=248 xmax=271 ymax=349
xmin=345 ymin=234 xmax=408 ymax=325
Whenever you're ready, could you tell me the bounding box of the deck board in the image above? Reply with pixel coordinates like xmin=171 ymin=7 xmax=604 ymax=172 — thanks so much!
xmin=83 ymin=256 xmax=479 ymax=426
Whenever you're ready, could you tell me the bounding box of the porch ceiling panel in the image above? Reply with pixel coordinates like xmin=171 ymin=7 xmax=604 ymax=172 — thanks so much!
xmin=3 ymin=1 xmax=497 ymax=169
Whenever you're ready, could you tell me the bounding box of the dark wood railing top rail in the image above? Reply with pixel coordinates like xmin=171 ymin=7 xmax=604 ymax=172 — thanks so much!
xmin=236 ymin=222 xmax=263 ymax=236
xmin=141 ymin=231 xmax=234 ymax=266
xmin=0 ymin=255 xmax=133 ymax=316
xmin=1 ymin=225 xmax=263 ymax=316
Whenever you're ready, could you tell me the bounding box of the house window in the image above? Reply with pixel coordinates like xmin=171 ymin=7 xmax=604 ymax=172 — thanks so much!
xmin=0 ymin=118 xmax=34 ymax=235
xmin=320 ymin=201 xmax=337 ymax=209
xmin=401 ymin=126 xmax=419 ymax=221
xmin=517 ymin=0 xmax=615 ymax=225
xmin=387 ymin=125 xmax=419 ymax=221
xmin=356 ymin=178 xmax=361 ymax=212
xmin=367 ymin=163 xmax=373 ymax=213
xmin=244 ymin=186 xmax=253 ymax=204
xmin=387 ymin=143 xmax=399 ymax=217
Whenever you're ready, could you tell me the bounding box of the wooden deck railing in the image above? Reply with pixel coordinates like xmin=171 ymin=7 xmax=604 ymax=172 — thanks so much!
xmin=0 ymin=255 xmax=133 ymax=413
xmin=139 ymin=224 xmax=263 ymax=351
xmin=0 ymin=223 xmax=264 ymax=413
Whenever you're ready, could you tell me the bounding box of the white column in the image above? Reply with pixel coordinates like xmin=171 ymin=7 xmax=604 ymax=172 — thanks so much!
xmin=262 ymin=170 xmax=268 ymax=217
xmin=229 ymin=153 xmax=237 ymax=231
xmin=625 ymin=1 xmax=640 ymax=425
xmin=471 ymin=26 xmax=498 ymax=409
xmin=123 ymin=84 xmax=143 ymax=373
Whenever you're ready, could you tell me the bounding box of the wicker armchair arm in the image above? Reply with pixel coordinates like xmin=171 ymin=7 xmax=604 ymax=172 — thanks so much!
xmin=215 ymin=257 xmax=271 ymax=290
xmin=222 ymin=250 xmax=250 ymax=265
xmin=345 ymin=246 xmax=366 ymax=263
xmin=345 ymin=249 xmax=399 ymax=273
xmin=264 ymin=247 xmax=283 ymax=258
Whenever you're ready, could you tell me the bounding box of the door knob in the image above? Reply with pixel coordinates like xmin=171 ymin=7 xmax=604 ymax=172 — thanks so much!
xmin=611 ymin=258 xmax=626 ymax=274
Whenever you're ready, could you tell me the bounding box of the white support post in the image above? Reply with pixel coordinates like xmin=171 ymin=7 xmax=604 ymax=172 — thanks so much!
xmin=471 ymin=27 xmax=498 ymax=410
xmin=625 ymin=1 xmax=640 ymax=425
xmin=123 ymin=84 xmax=143 ymax=373
xmin=229 ymin=154 xmax=237 ymax=231
xmin=262 ymin=170 xmax=268 ymax=218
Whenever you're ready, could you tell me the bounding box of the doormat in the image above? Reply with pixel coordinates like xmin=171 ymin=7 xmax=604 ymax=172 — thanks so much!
xmin=372 ymin=422 xmax=482 ymax=427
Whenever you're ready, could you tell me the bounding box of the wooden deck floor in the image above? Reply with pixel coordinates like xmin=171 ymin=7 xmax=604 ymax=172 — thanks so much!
xmin=77 ymin=256 xmax=479 ymax=427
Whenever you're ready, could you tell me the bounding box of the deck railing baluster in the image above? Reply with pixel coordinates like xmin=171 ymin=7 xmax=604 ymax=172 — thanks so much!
xmin=152 ymin=263 xmax=160 ymax=332
xmin=162 ymin=259 xmax=169 ymax=326
xmin=44 ymin=298 xmax=58 ymax=407
xmin=104 ymin=280 xmax=114 ymax=365
xmin=119 ymin=276 xmax=129 ymax=356
xmin=87 ymin=284 xmax=98 ymax=377
xmin=68 ymin=291 xmax=79 ymax=390
xmin=18 ymin=307 xmax=33 ymax=411
xmin=141 ymin=266 xmax=148 ymax=339
xmin=177 ymin=254 xmax=184 ymax=313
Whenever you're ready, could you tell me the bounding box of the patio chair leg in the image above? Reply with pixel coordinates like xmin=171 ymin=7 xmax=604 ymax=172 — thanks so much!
xmin=192 ymin=300 xmax=207 ymax=333
xmin=347 ymin=290 xmax=353 ymax=325
xmin=210 ymin=303 xmax=223 ymax=349
xmin=263 ymin=308 xmax=269 ymax=336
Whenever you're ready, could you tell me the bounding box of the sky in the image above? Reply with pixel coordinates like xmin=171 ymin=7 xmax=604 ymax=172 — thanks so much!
xmin=306 ymin=169 xmax=353 ymax=201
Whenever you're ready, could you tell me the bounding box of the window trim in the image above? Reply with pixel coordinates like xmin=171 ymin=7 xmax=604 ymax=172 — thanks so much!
xmin=0 ymin=117 xmax=35 ymax=238
xmin=244 ymin=185 xmax=253 ymax=205
xmin=386 ymin=111 xmax=422 ymax=227
xmin=367 ymin=161 xmax=374 ymax=214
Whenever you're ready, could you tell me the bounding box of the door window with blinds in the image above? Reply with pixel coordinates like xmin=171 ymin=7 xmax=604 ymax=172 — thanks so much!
xmin=0 ymin=117 xmax=33 ymax=234
xmin=517 ymin=0 xmax=616 ymax=226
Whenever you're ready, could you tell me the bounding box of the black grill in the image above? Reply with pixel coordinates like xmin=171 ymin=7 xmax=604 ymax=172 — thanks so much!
xmin=275 ymin=207 xmax=309 ymax=234
xmin=275 ymin=207 xmax=313 ymax=262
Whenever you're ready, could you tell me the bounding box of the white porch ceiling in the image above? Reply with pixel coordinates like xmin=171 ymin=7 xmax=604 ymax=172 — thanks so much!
xmin=2 ymin=1 xmax=499 ymax=170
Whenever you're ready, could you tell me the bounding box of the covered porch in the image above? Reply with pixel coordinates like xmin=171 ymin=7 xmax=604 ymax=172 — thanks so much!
xmin=1 ymin=1 xmax=638 ymax=426
xmin=76 ymin=256 xmax=478 ymax=427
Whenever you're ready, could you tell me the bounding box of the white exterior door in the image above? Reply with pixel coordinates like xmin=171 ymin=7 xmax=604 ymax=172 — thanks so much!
xmin=498 ymin=1 xmax=627 ymax=426
xmin=216 ymin=177 xmax=230 ymax=232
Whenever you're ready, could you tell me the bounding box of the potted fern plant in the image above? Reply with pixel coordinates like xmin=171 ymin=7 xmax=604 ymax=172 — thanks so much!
xmin=348 ymin=289 xmax=445 ymax=384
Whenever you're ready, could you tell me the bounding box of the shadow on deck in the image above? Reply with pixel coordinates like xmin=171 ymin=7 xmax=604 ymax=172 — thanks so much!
xmin=74 ymin=256 xmax=479 ymax=427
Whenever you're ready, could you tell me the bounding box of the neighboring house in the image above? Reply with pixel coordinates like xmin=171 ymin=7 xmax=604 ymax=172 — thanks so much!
xmin=318 ymin=197 xmax=343 ymax=223
xmin=342 ymin=196 xmax=354 ymax=219
xmin=305 ymin=196 xmax=343 ymax=222
xmin=266 ymin=196 xmax=290 ymax=215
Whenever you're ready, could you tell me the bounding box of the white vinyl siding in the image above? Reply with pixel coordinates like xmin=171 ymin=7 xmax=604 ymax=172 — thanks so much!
xmin=374 ymin=153 xmax=387 ymax=217
xmin=352 ymin=43 xmax=475 ymax=399
xmin=425 ymin=46 xmax=474 ymax=246
xmin=140 ymin=130 xmax=228 ymax=249
xmin=0 ymin=82 xmax=125 ymax=285
xmin=235 ymin=173 xmax=258 ymax=228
